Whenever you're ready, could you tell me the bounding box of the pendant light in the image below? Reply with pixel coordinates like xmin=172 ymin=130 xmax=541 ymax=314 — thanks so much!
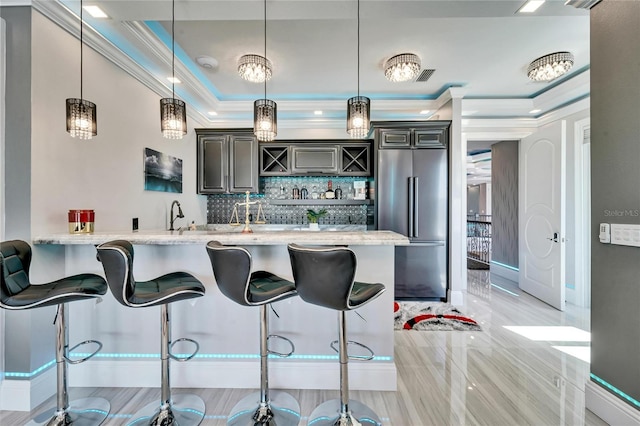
xmin=66 ymin=0 xmax=97 ymax=140
xmin=347 ymin=0 xmax=370 ymax=139
xmin=253 ymin=0 xmax=277 ymax=142
xmin=160 ymin=0 xmax=187 ymax=139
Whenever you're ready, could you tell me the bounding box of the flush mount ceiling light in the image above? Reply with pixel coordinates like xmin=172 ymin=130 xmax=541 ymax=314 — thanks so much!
xmin=527 ymin=51 xmax=574 ymax=82
xmin=66 ymin=0 xmax=97 ymax=140
xmin=347 ymin=0 xmax=370 ymax=139
xmin=253 ymin=0 xmax=277 ymax=141
xmin=384 ymin=53 xmax=421 ymax=82
xmin=160 ymin=0 xmax=187 ymax=139
xmin=238 ymin=54 xmax=272 ymax=83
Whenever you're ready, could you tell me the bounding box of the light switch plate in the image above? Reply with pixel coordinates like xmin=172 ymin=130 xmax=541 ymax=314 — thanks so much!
xmin=610 ymin=224 xmax=640 ymax=247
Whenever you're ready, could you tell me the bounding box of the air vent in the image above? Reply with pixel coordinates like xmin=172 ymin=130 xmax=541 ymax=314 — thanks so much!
xmin=565 ymin=0 xmax=601 ymax=9
xmin=416 ymin=69 xmax=435 ymax=82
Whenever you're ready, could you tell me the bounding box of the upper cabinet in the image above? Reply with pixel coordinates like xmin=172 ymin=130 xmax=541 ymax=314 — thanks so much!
xmin=196 ymin=129 xmax=259 ymax=194
xmin=291 ymin=145 xmax=340 ymax=174
xmin=260 ymin=140 xmax=372 ymax=177
xmin=375 ymin=121 xmax=450 ymax=149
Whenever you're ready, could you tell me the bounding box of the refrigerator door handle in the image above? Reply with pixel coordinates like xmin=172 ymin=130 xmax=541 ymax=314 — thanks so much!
xmin=408 ymin=177 xmax=414 ymax=238
xmin=413 ymin=177 xmax=419 ymax=239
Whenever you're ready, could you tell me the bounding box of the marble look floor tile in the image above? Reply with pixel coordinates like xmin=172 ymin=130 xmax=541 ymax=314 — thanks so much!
xmin=0 ymin=270 xmax=608 ymax=426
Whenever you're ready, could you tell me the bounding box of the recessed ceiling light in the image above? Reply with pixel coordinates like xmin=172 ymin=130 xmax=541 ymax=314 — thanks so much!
xmin=517 ymin=0 xmax=545 ymax=13
xmin=419 ymin=110 xmax=430 ymax=115
xmin=314 ymin=111 xmax=323 ymax=115
xmin=167 ymin=77 xmax=181 ymax=84
xmin=82 ymin=5 xmax=108 ymax=18
xmin=208 ymin=111 xmax=218 ymax=116
xmin=529 ymin=109 xmax=541 ymax=114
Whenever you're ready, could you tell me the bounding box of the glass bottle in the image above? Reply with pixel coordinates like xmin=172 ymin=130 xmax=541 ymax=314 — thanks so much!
xmin=335 ymin=185 xmax=343 ymax=200
xmin=301 ymin=186 xmax=308 ymax=199
xmin=292 ymin=185 xmax=300 ymax=199
xmin=325 ymin=180 xmax=335 ymax=199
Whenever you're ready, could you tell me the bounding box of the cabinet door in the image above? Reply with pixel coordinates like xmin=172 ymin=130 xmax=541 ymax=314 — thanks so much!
xmin=290 ymin=145 xmax=339 ymax=174
xmin=379 ymin=129 xmax=411 ymax=148
xmin=341 ymin=143 xmax=371 ymax=176
xmin=415 ymin=125 xmax=449 ymax=148
xmin=198 ymin=135 xmax=227 ymax=193
xmin=260 ymin=145 xmax=290 ymax=175
xmin=228 ymin=135 xmax=258 ymax=193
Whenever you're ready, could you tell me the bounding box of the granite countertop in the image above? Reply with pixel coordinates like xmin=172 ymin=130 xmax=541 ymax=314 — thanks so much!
xmin=33 ymin=225 xmax=409 ymax=246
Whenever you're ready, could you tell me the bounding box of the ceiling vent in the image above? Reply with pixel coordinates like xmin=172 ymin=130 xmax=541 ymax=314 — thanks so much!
xmin=415 ymin=69 xmax=435 ymax=82
xmin=564 ymin=0 xmax=601 ymax=9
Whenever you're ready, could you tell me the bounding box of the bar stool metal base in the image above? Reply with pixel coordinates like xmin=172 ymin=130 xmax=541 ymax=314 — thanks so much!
xmin=306 ymin=399 xmax=381 ymax=426
xmin=26 ymin=397 xmax=110 ymax=426
xmin=227 ymin=390 xmax=300 ymax=426
xmin=127 ymin=394 xmax=205 ymax=426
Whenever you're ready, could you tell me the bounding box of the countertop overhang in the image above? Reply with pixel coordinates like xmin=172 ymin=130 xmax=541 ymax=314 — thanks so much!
xmin=33 ymin=229 xmax=409 ymax=246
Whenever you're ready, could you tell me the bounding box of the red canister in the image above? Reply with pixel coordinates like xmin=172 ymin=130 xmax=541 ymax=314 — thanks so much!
xmin=68 ymin=209 xmax=95 ymax=234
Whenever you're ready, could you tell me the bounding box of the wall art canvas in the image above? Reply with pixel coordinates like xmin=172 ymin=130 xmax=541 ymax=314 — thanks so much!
xmin=144 ymin=148 xmax=183 ymax=193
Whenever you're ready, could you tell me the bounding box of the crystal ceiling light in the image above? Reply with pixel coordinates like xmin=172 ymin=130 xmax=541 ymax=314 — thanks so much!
xmin=66 ymin=0 xmax=97 ymax=140
xmin=253 ymin=0 xmax=277 ymax=142
xmin=347 ymin=0 xmax=370 ymax=139
xmin=384 ymin=53 xmax=421 ymax=82
xmin=238 ymin=54 xmax=272 ymax=83
xmin=527 ymin=51 xmax=574 ymax=82
xmin=160 ymin=0 xmax=187 ymax=139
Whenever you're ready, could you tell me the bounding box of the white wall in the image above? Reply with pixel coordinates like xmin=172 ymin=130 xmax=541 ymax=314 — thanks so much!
xmin=30 ymin=10 xmax=207 ymax=246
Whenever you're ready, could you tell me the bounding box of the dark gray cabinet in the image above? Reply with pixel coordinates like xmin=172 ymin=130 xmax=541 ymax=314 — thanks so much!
xmin=377 ymin=121 xmax=449 ymax=149
xmin=291 ymin=145 xmax=339 ymax=174
xmin=196 ymin=130 xmax=258 ymax=194
xmin=260 ymin=141 xmax=372 ymax=176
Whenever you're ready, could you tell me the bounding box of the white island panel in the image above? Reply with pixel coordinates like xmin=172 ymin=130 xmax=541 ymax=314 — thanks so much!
xmin=33 ymin=230 xmax=406 ymax=392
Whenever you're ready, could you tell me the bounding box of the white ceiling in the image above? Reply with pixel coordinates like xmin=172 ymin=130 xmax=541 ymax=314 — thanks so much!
xmin=35 ymin=0 xmax=591 ymax=129
xmin=30 ymin=0 xmax=591 ymax=185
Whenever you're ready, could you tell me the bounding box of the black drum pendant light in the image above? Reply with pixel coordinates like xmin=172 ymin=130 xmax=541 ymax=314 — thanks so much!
xmin=66 ymin=0 xmax=97 ymax=140
xmin=253 ymin=0 xmax=277 ymax=142
xmin=160 ymin=0 xmax=187 ymax=139
xmin=347 ymin=0 xmax=370 ymax=138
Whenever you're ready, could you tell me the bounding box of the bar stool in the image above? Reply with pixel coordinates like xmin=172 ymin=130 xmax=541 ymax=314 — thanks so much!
xmin=0 ymin=240 xmax=110 ymax=426
xmin=96 ymin=240 xmax=206 ymax=426
xmin=287 ymin=244 xmax=385 ymax=426
xmin=205 ymin=241 xmax=300 ymax=426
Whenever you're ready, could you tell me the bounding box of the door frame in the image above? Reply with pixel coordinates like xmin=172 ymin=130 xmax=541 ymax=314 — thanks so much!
xmin=573 ymin=118 xmax=591 ymax=308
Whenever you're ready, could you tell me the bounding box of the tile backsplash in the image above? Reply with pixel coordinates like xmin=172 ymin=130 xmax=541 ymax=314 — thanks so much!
xmin=207 ymin=176 xmax=374 ymax=225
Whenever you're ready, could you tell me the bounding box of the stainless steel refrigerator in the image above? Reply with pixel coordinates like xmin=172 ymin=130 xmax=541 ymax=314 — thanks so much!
xmin=377 ymin=148 xmax=448 ymax=300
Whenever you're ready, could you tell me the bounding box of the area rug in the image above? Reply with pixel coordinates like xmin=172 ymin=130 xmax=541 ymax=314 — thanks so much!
xmin=394 ymin=301 xmax=482 ymax=331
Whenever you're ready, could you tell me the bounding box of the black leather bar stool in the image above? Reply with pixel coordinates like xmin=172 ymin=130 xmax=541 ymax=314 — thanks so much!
xmin=206 ymin=240 xmax=300 ymax=426
xmin=0 ymin=240 xmax=110 ymax=426
xmin=97 ymin=240 xmax=206 ymax=426
xmin=287 ymin=244 xmax=385 ymax=426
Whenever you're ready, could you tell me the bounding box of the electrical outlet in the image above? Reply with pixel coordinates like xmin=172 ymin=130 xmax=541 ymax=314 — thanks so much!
xmin=132 ymin=217 xmax=139 ymax=232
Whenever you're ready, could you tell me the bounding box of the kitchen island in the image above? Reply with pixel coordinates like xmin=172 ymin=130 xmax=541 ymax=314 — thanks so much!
xmin=32 ymin=228 xmax=408 ymax=392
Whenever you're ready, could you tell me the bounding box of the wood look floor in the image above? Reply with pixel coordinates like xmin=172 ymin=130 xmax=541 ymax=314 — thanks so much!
xmin=0 ymin=270 xmax=607 ymax=425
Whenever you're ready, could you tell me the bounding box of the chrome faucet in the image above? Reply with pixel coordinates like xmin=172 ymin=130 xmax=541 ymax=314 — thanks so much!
xmin=169 ymin=200 xmax=184 ymax=231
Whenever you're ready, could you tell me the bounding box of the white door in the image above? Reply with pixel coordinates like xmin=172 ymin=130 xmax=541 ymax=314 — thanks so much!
xmin=519 ymin=120 xmax=566 ymax=310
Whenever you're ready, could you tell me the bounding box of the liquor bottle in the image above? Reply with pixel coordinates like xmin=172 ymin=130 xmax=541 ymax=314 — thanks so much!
xmin=325 ymin=180 xmax=335 ymax=199
xmin=335 ymin=185 xmax=343 ymax=200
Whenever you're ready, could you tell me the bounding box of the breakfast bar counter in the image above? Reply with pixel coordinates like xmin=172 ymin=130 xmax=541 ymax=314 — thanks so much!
xmin=32 ymin=228 xmax=408 ymax=392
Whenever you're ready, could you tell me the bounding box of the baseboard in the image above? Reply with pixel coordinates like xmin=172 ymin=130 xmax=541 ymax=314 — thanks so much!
xmin=448 ymin=289 xmax=464 ymax=306
xmin=585 ymin=380 xmax=640 ymax=425
xmin=69 ymin=360 xmax=397 ymax=391
xmin=0 ymin=367 xmax=56 ymax=411
xmin=490 ymin=261 xmax=519 ymax=286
